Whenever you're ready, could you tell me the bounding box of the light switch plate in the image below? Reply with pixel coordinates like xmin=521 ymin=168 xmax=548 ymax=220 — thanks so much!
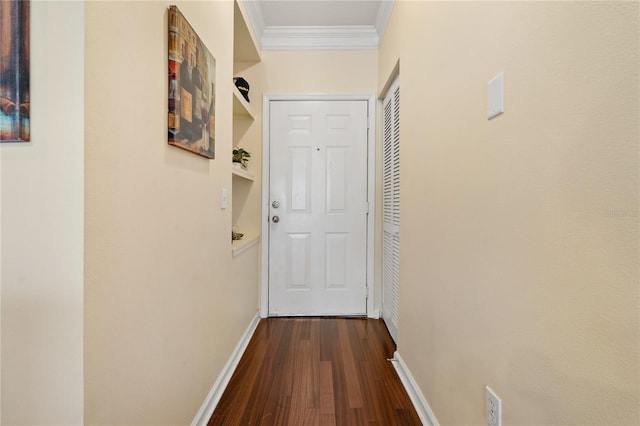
xmin=221 ymin=188 xmax=227 ymax=209
xmin=488 ymin=72 xmax=504 ymax=119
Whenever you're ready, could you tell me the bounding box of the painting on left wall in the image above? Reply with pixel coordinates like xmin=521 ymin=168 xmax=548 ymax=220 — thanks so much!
xmin=168 ymin=5 xmax=216 ymax=159
xmin=0 ymin=0 xmax=30 ymax=142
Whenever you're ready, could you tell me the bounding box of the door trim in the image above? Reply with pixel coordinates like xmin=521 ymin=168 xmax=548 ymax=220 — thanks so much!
xmin=260 ymin=93 xmax=376 ymax=318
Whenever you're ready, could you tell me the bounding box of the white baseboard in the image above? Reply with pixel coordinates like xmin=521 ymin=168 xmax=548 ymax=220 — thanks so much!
xmin=191 ymin=311 xmax=261 ymax=426
xmin=390 ymin=351 xmax=440 ymax=426
xmin=368 ymin=308 xmax=381 ymax=319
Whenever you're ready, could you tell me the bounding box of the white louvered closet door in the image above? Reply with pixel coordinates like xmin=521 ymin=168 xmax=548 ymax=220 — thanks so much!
xmin=382 ymin=77 xmax=400 ymax=342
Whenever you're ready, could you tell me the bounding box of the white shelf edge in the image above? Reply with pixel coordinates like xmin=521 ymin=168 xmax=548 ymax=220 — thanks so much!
xmin=232 ymin=234 xmax=260 ymax=257
xmin=232 ymin=165 xmax=255 ymax=181
xmin=232 ymin=86 xmax=256 ymax=120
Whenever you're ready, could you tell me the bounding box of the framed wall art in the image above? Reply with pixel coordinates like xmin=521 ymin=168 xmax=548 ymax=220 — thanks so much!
xmin=168 ymin=5 xmax=216 ymax=159
xmin=0 ymin=0 xmax=30 ymax=142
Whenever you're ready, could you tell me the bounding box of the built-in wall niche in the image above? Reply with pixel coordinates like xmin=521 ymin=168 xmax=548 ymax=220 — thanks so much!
xmin=231 ymin=0 xmax=261 ymax=256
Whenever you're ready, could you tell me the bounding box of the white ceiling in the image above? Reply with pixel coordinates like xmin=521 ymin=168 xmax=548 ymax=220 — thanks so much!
xmin=243 ymin=0 xmax=395 ymax=50
xmin=260 ymin=1 xmax=383 ymax=26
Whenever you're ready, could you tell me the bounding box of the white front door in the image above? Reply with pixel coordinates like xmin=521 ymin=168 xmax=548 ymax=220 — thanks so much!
xmin=268 ymin=100 xmax=369 ymax=316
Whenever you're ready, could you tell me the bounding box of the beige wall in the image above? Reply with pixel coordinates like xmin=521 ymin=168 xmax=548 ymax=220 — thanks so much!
xmin=85 ymin=2 xmax=258 ymax=424
xmin=1 ymin=2 xmax=85 ymax=424
xmin=379 ymin=1 xmax=639 ymax=424
xmin=262 ymin=50 xmax=377 ymax=93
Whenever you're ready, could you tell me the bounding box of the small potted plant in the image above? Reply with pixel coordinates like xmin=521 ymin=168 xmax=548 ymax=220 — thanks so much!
xmin=232 ymin=147 xmax=251 ymax=169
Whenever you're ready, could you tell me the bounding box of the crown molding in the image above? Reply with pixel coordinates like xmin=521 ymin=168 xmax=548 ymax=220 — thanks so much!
xmin=242 ymin=0 xmax=395 ymax=51
xmin=261 ymin=25 xmax=379 ymax=50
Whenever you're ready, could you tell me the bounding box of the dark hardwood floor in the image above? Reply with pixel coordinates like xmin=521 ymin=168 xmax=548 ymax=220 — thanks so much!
xmin=209 ymin=317 xmax=421 ymax=425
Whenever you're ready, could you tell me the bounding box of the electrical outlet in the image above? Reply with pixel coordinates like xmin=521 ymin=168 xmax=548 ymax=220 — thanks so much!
xmin=486 ymin=386 xmax=502 ymax=426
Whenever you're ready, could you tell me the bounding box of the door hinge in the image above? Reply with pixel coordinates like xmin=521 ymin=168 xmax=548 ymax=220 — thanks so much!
xmin=365 ymin=202 xmax=369 ymax=214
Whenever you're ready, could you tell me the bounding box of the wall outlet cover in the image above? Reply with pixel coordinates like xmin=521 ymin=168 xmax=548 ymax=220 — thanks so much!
xmin=486 ymin=385 xmax=502 ymax=426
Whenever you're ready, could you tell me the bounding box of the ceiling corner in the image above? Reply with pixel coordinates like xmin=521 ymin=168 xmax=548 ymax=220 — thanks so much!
xmin=375 ymin=0 xmax=395 ymax=43
xmin=241 ymin=0 xmax=265 ymax=48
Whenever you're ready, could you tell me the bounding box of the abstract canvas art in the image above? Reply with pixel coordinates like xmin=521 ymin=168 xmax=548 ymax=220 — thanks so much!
xmin=168 ymin=5 xmax=216 ymax=159
xmin=0 ymin=0 xmax=30 ymax=142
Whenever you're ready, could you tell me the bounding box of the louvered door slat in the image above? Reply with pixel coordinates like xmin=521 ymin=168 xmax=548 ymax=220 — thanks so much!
xmin=382 ymin=77 xmax=400 ymax=342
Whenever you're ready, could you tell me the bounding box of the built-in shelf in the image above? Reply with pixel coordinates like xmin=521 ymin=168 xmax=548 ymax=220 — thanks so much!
xmin=232 ymin=233 xmax=260 ymax=257
xmin=231 ymin=0 xmax=261 ymax=259
xmin=232 ymin=165 xmax=255 ymax=181
xmin=232 ymin=86 xmax=256 ymax=119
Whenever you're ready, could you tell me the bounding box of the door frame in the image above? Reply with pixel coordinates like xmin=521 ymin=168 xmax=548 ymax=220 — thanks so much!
xmin=260 ymin=93 xmax=377 ymax=318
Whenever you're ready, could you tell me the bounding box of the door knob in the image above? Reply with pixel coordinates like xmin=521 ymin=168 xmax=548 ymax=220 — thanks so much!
xmin=272 ymin=215 xmax=280 ymax=223
xmin=272 ymin=200 xmax=280 ymax=209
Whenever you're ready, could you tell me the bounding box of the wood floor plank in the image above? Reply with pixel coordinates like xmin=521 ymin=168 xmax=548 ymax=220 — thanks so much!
xmin=337 ymin=319 xmax=364 ymax=409
xmin=211 ymin=318 xmax=421 ymax=425
xmin=319 ymin=413 xmax=336 ymax=426
xmin=288 ymin=340 xmax=313 ymax=425
xmin=272 ymin=395 xmax=290 ymax=425
xmin=319 ymin=361 xmax=335 ymax=415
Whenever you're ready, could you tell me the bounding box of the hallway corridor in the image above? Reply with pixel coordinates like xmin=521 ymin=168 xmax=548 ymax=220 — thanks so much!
xmin=209 ymin=318 xmax=421 ymax=425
